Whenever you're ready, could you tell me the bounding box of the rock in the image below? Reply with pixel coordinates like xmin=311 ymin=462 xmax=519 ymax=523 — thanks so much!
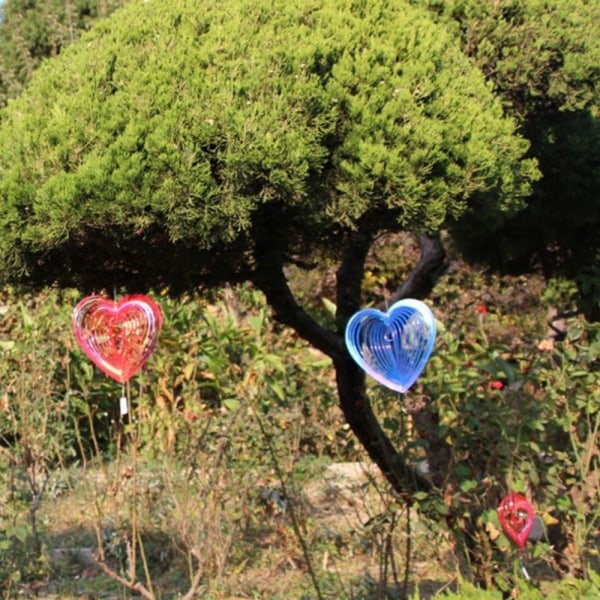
xmin=322 ymin=462 xmax=382 ymax=489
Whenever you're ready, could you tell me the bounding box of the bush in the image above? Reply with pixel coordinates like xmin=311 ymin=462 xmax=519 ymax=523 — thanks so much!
xmin=0 ymin=277 xmax=599 ymax=596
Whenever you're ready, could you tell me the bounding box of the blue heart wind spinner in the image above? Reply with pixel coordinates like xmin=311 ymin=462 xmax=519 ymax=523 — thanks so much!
xmin=345 ymin=299 xmax=437 ymax=393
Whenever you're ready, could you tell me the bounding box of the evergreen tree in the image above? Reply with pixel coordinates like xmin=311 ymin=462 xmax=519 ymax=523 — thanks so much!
xmin=0 ymin=0 xmax=537 ymax=496
xmin=413 ymin=0 xmax=600 ymax=317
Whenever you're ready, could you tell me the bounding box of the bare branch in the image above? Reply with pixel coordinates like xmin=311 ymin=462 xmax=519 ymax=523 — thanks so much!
xmin=179 ymin=548 xmax=205 ymax=600
xmin=92 ymin=556 xmax=155 ymax=600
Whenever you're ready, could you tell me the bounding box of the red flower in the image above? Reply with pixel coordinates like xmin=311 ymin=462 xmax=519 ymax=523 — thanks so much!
xmin=490 ymin=380 xmax=504 ymax=390
xmin=184 ymin=410 xmax=198 ymax=422
xmin=476 ymin=304 xmax=488 ymax=314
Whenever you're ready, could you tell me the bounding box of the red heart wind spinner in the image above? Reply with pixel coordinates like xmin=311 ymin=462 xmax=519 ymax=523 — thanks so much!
xmin=73 ymin=294 xmax=163 ymax=384
xmin=497 ymin=492 xmax=534 ymax=549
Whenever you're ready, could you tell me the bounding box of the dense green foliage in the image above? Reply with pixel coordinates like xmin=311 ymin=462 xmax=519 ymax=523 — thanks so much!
xmin=413 ymin=0 xmax=600 ymax=315
xmin=0 ymin=0 xmax=129 ymax=108
xmin=0 ymin=0 xmax=536 ymax=290
xmin=413 ymin=0 xmax=600 ymax=116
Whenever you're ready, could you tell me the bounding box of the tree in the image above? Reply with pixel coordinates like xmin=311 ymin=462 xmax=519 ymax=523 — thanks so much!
xmin=0 ymin=0 xmax=129 ymax=108
xmin=412 ymin=0 xmax=600 ymax=318
xmin=0 ymin=0 xmax=537 ymax=498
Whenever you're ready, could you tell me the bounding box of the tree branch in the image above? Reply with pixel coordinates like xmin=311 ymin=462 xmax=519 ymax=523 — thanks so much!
xmin=92 ymin=557 xmax=155 ymax=600
xmin=334 ymin=355 xmax=433 ymax=494
xmin=382 ymin=233 xmax=446 ymax=308
xmin=335 ymin=231 xmax=373 ymax=330
xmin=252 ymin=250 xmax=345 ymax=360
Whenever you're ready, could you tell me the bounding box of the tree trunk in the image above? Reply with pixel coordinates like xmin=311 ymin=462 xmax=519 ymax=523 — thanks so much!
xmin=253 ymin=231 xmax=446 ymax=498
xmin=334 ymin=353 xmax=432 ymax=494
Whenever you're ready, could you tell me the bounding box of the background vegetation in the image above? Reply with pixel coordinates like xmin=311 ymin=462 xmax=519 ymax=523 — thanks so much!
xmin=1 ymin=245 xmax=599 ymax=598
xmin=0 ymin=0 xmax=128 ymax=107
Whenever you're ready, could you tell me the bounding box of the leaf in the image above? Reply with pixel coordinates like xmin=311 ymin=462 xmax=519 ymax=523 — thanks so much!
xmin=247 ymin=314 xmax=264 ymax=333
xmin=20 ymin=305 xmax=34 ymax=328
xmin=7 ymin=525 xmax=28 ymax=543
xmin=183 ymin=362 xmax=195 ymax=381
xmin=485 ymin=520 xmax=501 ymax=542
xmin=309 ymin=357 xmax=332 ymax=369
xmin=493 ymin=355 xmax=519 ymax=383
xmin=261 ymin=353 xmax=285 ymax=372
xmin=460 ymin=479 xmax=478 ymax=492
xmin=222 ymin=398 xmax=240 ymax=410
xmin=477 ymin=361 xmax=499 ymax=377
xmin=321 ymin=297 xmax=337 ymax=316
xmin=269 ymin=381 xmax=286 ymax=402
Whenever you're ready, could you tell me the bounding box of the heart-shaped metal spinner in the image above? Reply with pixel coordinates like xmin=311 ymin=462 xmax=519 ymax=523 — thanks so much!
xmin=497 ymin=492 xmax=534 ymax=549
xmin=344 ymin=299 xmax=436 ymax=393
xmin=73 ymin=294 xmax=163 ymax=384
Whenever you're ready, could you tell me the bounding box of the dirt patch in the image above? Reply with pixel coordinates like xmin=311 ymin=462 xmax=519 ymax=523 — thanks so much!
xmin=303 ymin=461 xmax=385 ymax=529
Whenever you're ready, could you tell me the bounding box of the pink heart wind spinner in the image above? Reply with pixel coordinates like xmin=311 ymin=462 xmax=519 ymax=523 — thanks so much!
xmin=497 ymin=492 xmax=534 ymax=549
xmin=72 ymin=294 xmax=163 ymax=384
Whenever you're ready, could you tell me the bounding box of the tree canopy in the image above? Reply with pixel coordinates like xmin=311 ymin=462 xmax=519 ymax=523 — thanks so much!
xmin=0 ymin=0 xmax=536 ymax=293
xmin=413 ymin=0 xmax=600 ymax=315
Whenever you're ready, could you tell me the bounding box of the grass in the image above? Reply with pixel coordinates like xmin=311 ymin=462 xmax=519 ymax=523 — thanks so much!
xmin=24 ymin=455 xmax=457 ymax=599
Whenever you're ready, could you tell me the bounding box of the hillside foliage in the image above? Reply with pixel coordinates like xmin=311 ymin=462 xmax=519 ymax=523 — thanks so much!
xmin=413 ymin=0 xmax=600 ymax=315
xmin=0 ymin=0 xmax=129 ymax=107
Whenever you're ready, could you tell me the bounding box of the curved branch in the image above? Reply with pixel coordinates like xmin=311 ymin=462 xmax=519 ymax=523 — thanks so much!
xmin=252 ymin=230 xmax=432 ymax=496
xmin=335 ymin=355 xmax=433 ymax=495
xmin=92 ymin=557 xmax=154 ymax=600
xmin=333 ymin=231 xmax=438 ymax=494
xmin=251 ymin=249 xmax=345 ymax=360
xmin=383 ymin=233 xmax=446 ymax=308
